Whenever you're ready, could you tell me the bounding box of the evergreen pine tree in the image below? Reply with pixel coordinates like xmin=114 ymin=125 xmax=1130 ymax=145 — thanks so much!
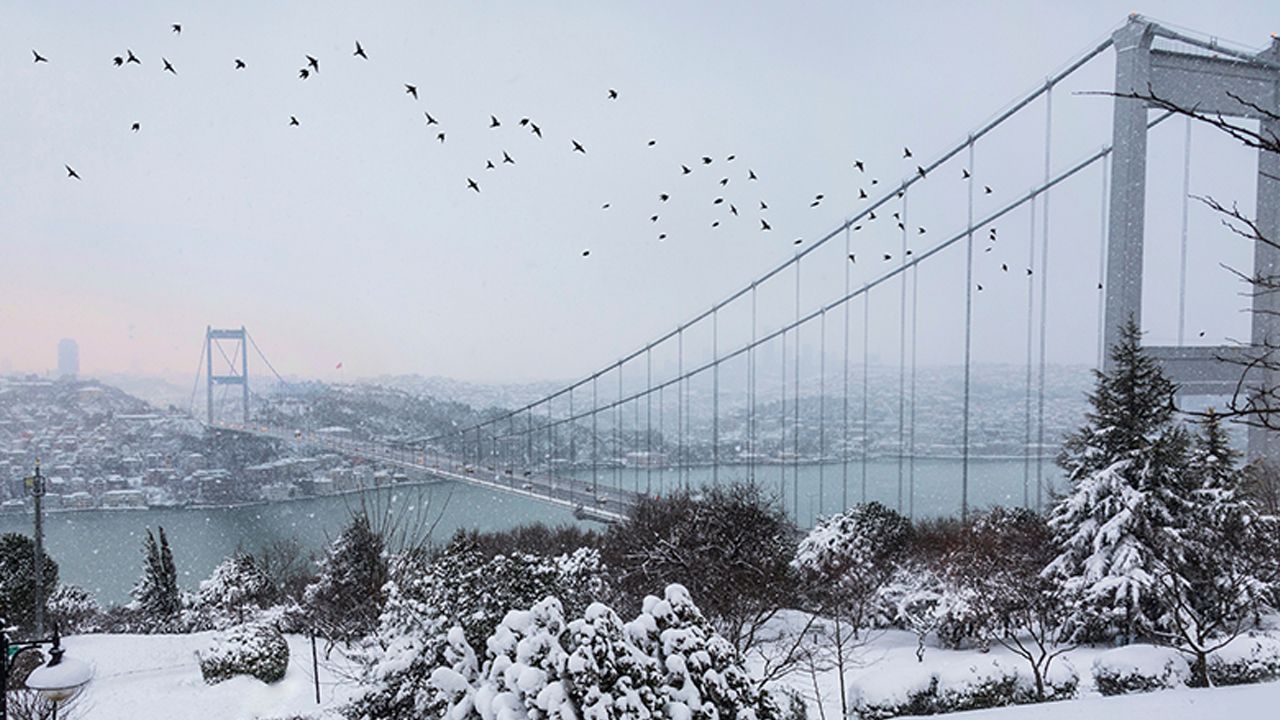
xmin=303 ymin=512 xmax=387 ymax=642
xmin=132 ymin=526 xmax=181 ymax=621
xmin=1047 ymin=317 xmax=1194 ymax=643
xmin=1160 ymin=409 xmax=1276 ymax=686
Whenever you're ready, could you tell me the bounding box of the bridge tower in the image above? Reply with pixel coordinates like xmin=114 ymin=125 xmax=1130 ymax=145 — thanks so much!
xmin=206 ymin=326 xmax=250 ymax=426
xmin=1104 ymin=16 xmax=1280 ymax=461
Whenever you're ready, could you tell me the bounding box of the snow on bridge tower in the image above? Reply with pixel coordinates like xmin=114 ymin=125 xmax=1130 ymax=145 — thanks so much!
xmin=206 ymin=325 xmax=250 ymax=426
xmin=1104 ymin=15 xmax=1280 ymax=462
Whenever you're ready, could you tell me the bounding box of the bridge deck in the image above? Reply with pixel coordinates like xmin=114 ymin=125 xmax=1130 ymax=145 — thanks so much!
xmin=213 ymin=423 xmax=636 ymax=523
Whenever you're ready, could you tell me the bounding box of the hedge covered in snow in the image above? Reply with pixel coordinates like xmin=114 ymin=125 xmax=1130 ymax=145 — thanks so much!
xmin=847 ymin=657 xmax=1077 ymax=719
xmin=1091 ymin=645 xmax=1189 ymax=696
xmin=198 ymin=622 xmax=290 ymax=685
xmin=1207 ymin=634 xmax=1280 ymax=686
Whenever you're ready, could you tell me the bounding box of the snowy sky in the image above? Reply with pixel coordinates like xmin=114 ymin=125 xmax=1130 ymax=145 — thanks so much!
xmin=1 ymin=1 xmax=1277 ymax=384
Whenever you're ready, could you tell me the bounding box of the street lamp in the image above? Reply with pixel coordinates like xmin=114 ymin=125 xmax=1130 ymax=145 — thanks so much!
xmin=1 ymin=624 xmax=92 ymax=719
xmin=21 ymin=462 xmax=47 ymax=638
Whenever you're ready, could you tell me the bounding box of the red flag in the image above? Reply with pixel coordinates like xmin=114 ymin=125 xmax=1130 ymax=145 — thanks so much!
xmin=335 ymin=361 xmax=343 ymax=370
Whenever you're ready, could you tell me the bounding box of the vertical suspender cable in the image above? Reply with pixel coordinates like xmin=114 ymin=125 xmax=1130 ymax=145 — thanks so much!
xmin=677 ymin=328 xmax=684 ymax=490
xmin=751 ymin=282 xmax=758 ymax=483
xmin=794 ymin=257 xmax=802 ymax=522
xmin=592 ymin=376 xmax=599 ymax=498
xmin=646 ymin=347 xmax=653 ymax=494
xmin=843 ymin=225 xmax=852 ymax=511
xmin=617 ymin=362 xmax=623 ymax=492
xmin=713 ymin=308 xmax=720 ymax=487
xmin=1177 ymin=117 xmax=1192 ymax=346
xmin=909 ymin=263 xmax=919 ymax=520
xmin=1035 ymin=82 xmax=1054 ymax=512
xmin=781 ymin=330 xmax=788 ymax=515
xmin=1097 ymin=154 xmax=1110 ymax=370
xmin=962 ymin=137 xmax=976 ymax=522
xmin=897 ymin=191 xmax=909 ymax=514
xmin=819 ymin=308 xmax=827 ymax=520
xmin=862 ymin=290 xmax=870 ymax=502
xmin=1024 ymin=196 xmax=1037 ymax=508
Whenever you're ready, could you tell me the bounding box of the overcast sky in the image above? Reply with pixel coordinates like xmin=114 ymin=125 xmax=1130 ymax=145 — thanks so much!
xmin=2 ymin=1 xmax=1277 ymax=385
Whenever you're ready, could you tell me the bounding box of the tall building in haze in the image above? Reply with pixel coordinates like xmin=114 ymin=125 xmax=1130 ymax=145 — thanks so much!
xmin=57 ymin=338 xmax=79 ymax=379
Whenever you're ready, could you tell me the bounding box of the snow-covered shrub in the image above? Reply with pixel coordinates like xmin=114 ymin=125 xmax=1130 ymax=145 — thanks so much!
xmin=345 ymin=542 xmax=608 ymax=720
xmin=195 ymin=552 xmax=275 ymax=627
xmin=1091 ymin=645 xmax=1189 ymax=696
xmin=46 ymin=584 xmax=101 ymax=634
xmin=1206 ymin=634 xmax=1280 ymax=686
xmin=198 ymin=622 xmax=291 ymax=685
xmin=847 ymin=658 xmax=1076 ymax=719
xmin=428 ymin=584 xmax=781 ymax=720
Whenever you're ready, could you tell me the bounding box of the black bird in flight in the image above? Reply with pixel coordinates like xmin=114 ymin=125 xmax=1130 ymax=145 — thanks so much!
xmin=815 ymin=194 xmax=825 ymax=200
xmin=760 ymin=201 xmax=768 ymax=210
xmin=306 ymin=55 xmax=319 ymax=73
xmin=701 ymin=156 xmax=713 ymax=165
xmin=903 ymin=147 xmax=912 ymax=158
xmin=748 ymin=169 xmax=757 ymax=180
xmin=530 ymin=123 xmax=542 ymax=137
xmin=503 ymin=151 xmax=515 ymax=164
xmin=131 ymin=122 xmax=140 ymax=132
xmin=405 ymin=84 xmax=417 ymax=99
xmin=114 ymin=56 xmax=124 ymax=67
xmin=720 ymin=177 xmax=729 ymax=186
xmin=571 ymin=140 xmax=586 ymax=154
xmin=906 ymin=249 xmax=914 ymax=256
xmin=1097 ymin=282 xmax=1103 ymax=289
xmin=853 ymin=225 xmax=862 ymax=231
xmin=467 ymin=178 xmax=480 ymax=193
xmin=658 ymin=233 xmax=667 ymax=240
xmin=490 ymin=115 xmax=501 ymax=128
xmin=859 ymin=188 xmax=868 ymax=199
xmin=854 ymin=159 xmax=865 ymax=172
xmin=299 ymin=68 xmax=310 ymax=79
xmin=726 ymin=154 xmax=736 ymax=161
xmin=1002 ymin=264 xmax=1008 ymax=272
xmin=648 ymin=139 xmax=657 ymax=147
xmin=681 ymin=165 xmax=691 ymax=175
xmin=962 ymin=168 xmax=971 ymax=179
xmin=848 ymin=254 xmax=856 ymax=263
xmin=916 ymin=166 xmax=927 ymax=179
xmin=918 ymin=227 xmax=926 ymax=234
xmin=869 ymin=210 xmax=876 ymax=220
xmin=984 ymin=185 xmax=993 ymax=194
xmin=235 ymin=58 xmax=246 ymax=69
xmin=712 ymin=221 xmax=720 ymax=228
xmin=659 ymin=193 xmax=669 ymax=202
xmin=761 ymin=219 xmax=771 ymax=231
xmin=811 ymin=200 xmax=821 ymax=208
xmin=65 ymin=165 xmax=80 ymax=179
xmin=290 ymin=115 xmax=300 ymax=126
xmin=519 ymin=117 xmax=530 ymax=126
xmin=163 ymin=58 xmax=176 ymax=74
xmin=32 ymin=50 xmax=48 ymax=63
xmin=730 ymin=204 xmax=738 ymax=216
xmin=1199 ymin=330 xmax=1206 ymax=337
xmin=602 ymin=203 xmax=610 ymax=209
xmin=171 ymin=23 xmax=182 ymax=34
xmin=978 ymin=284 xmax=984 ymax=291
xmin=582 ymin=249 xmax=590 ymax=257
xmin=1026 ymin=268 xmax=1034 ymax=276
xmin=650 ymin=215 xmax=659 ymax=222
xmin=424 ymin=112 xmax=438 ymax=125
xmin=793 ymin=238 xmax=803 ymax=245
xmin=127 ymin=49 xmax=139 ymax=64
xmin=883 ymin=253 xmax=892 ymax=261
xmin=897 ymin=222 xmax=905 ymax=230
xmin=486 ymin=160 xmax=495 ymax=170
xmin=893 ymin=212 xmax=900 ymax=220
xmin=608 ymin=89 xmax=618 ymax=100
xmin=437 ymin=132 xmax=446 ymax=143
xmin=354 ymin=41 xmax=367 ymax=59
xmin=713 ymin=197 xmax=724 ymax=205
xmin=985 ymin=247 xmax=993 ymax=253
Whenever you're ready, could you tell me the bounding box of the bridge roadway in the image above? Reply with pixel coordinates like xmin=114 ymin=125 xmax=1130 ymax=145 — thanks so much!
xmin=212 ymin=423 xmax=635 ymax=523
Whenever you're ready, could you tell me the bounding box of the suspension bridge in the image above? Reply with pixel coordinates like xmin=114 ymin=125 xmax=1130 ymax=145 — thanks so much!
xmin=194 ymin=16 xmax=1280 ymax=526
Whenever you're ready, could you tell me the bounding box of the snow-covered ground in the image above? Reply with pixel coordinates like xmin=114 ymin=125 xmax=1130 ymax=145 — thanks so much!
xmin=59 ymin=632 xmax=359 ymax=719
xmin=49 ymin=623 xmax=1280 ymax=719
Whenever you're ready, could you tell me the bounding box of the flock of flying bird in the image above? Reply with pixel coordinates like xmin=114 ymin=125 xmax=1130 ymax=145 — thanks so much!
xmin=27 ymin=21 xmax=1073 ymax=291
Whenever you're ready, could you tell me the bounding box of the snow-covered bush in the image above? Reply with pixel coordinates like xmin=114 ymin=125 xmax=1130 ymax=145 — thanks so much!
xmin=1091 ymin=645 xmax=1189 ymax=696
xmin=1206 ymin=634 xmax=1280 ymax=686
xmin=46 ymin=584 xmax=101 ymax=634
xmin=847 ymin=658 xmax=1077 ymax=719
xmin=198 ymin=622 xmax=291 ymax=685
xmin=195 ymin=552 xmax=275 ymax=627
xmin=428 ymin=584 xmax=781 ymax=720
xmin=345 ymin=542 xmax=608 ymax=720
